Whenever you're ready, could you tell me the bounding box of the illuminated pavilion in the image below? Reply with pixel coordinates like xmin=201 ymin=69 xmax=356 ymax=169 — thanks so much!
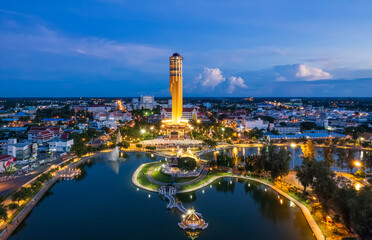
xmin=178 ymin=209 xmax=208 ymax=231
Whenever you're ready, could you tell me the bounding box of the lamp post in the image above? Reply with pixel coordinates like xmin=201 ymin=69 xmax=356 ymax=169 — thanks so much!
xmin=290 ymin=143 xmax=296 ymax=170
xmin=354 ymin=160 xmax=365 ymax=179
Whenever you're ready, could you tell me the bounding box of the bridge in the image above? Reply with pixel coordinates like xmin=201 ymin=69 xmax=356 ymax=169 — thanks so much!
xmin=158 ymin=186 xmax=201 ymax=215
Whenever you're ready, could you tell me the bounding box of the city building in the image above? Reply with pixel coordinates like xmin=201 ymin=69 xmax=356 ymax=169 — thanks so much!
xmin=0 ymin=155 xmax=16 ymax=173
xmin=244 ymin=118 xmax=269 ymax=130
xmin=161 ymin=107 xmax=198 ymax=121
xmin=1 ymin=139 xmax=37 ymax=160
xmin=140 ymin=95 xmax=156 ymax=110
xmin=274 ymin=125 xmax=301 ymax=134
xmin=48 ymin=139 xmax=74 ymax=153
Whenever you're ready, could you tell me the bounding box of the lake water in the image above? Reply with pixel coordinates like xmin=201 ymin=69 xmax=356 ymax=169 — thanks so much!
xmin=9 ymin=153 xmax=315 ymax=240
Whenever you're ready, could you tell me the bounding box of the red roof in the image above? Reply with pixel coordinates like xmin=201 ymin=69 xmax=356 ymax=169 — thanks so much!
xmin=0 ymin=155 xmax=15 ymax=162
xmin=28 ymin=127 xmax=48 ymax=135
xmin=35 ymin=129 xmax=54 ymax=140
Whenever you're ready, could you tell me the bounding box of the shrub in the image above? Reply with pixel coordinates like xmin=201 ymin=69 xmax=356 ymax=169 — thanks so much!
xmin=355 ymin=169 xmax=365 ymax=178
xmin=178 ymin=157 xmax=197 ymax=171
xmin=136 ymin=144 xmax=142 ymax=148
xmin=7 ymin=203 xmax=18 ymax=210
xmin=145 ymin=146 xmax=156 ymax=150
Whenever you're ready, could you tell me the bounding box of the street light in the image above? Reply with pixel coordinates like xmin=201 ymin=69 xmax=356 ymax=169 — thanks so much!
xmin=354 ymin=161 xmax=361 ymax=167
xmin=140 ymin=129 xmax=146 ymax=134
xmin=290 ymin=143 xmax=296 ymax=170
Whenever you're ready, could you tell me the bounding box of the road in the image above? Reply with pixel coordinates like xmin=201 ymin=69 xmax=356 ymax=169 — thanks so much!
xmin=0 ymin=154 xmax=74 ymax=196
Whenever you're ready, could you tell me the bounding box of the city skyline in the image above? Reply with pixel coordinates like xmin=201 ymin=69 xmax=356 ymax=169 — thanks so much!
xmin=1 ymin=0 xmax=372 ymax=97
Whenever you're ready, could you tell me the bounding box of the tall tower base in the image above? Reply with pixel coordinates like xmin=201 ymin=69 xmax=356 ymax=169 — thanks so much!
xmin=161 ymin=119 xmax=191 ymax=140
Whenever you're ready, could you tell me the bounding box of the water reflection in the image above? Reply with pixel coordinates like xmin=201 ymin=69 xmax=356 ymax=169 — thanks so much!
xmin=202 ymin=146 xmax=363 ymax=171
xmin=9 ymin=153 xmax=315 ymax=240
xmin=243 ymin=181 xmax=291 ymax=223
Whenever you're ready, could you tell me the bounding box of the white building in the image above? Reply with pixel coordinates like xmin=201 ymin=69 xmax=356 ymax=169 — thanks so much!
xmin=140 ymin=95 xmax=156 ymax=110
xmin=48 ymin=139 xmax=74 ymax=153
xmin=245 ymin=118 xmax=269 ymax=130
xmin=1 ymin=139 xmax=37 ymax=160
xmin=274 ymin=125 xmax=301 ymax=134
xmin=161 ymin=107 xmax=198 ymax=121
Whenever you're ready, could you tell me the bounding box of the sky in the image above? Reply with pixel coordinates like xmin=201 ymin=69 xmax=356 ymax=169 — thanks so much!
xmin=0 ymin=0 xmax=372 ymax=97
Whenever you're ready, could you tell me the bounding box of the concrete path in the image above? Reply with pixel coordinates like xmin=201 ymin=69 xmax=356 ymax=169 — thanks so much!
xmin=0 ymin=151 xmax=111 ymax=239
xmin=131 ymin=163 xmax=158 ymax=193
xmin=179 ymin=175 xmax=324 ymax=240
xmin=0 ymin=177 xmax=59 ymax=240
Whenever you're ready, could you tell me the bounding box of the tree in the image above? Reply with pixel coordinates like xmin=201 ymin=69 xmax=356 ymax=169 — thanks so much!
xmin=0 ymin=204 xmax=7 ymax=222
xmin=335 ymin=148 xmax=347 ymax=169
xmin=178 ymin=157 xmax=197 ymax=171
xmin=311 ymin=161 xmax=336 ymax=207
xmin=118 ymin=141 xmax=130 ymax=149
xmin=11 ymin=187 xmax=32 ymax=204
xmin=364 ymin=150 xmax=372 ymax=170
xmin=203 ymin=139 xmax=217 ymax=149
xmin=295 ymin=157 xmax=316 ymax=194
xmin=301 ymin=140 xmax=316 ymax=161
xmin=216 ymin=152 xmax=234 ymax=168
xmin=346 ymin=148 xmax=357 ymax=173
xmin=31 ymin=181 xmax=42 ymax=192
xmin=334 ymin=186 xmax=372 ymax=237
xmin=71 ymin=137 xmax=87 ymax=158
xmin=322 ymin=145 xmax=335 ymax=167
xmin=270 ymin=148 xmax=291 ymax=180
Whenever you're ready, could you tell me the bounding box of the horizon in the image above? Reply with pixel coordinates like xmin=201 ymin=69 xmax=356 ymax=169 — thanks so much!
xmin=1 ymin=1 xmax=372 ymax=97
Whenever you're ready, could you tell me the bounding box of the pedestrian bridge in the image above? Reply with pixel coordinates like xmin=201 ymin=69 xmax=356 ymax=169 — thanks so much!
xmin=159 ymin=186 xmax=200 ymax=215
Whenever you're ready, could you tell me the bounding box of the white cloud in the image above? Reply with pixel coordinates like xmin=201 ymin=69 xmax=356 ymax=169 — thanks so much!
xmin=295 ymin=64 xmax=332 ymax=80
xmin=196 ymin=67 xmax=226 ymax=89
xmin=228 ymin=76 xmax=248 ymax=93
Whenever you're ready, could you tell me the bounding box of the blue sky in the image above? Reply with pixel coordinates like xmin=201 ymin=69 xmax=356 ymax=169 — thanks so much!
xmin=0 ymin=0 xmax=372 ymax=97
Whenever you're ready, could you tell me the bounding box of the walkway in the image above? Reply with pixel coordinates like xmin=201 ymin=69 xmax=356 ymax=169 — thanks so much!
xmin=177 ymin=174 xmax=324 ymax=240
xmin=0 ymin=151 xmax=111 ymax=239
xmin=131 ymin=163 xmax=158 ymax=192
xmin=174 ymin=167 xmax=208 ymax=187
xmin=0 ymin=177 xmax=59 ymax=240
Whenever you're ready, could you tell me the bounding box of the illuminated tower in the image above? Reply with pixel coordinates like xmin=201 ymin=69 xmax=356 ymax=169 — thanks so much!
xmin=169 ymin=53 xmax=183 ymax=124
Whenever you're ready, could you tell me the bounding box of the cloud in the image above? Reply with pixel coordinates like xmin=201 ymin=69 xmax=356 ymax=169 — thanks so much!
xmin=196 ymin=67 xmax=226 ymax=88
xmin=295 ymin=64 xmax=332 ymax=80
xmin=274 ymin=64 xmax=332 ymax=82
xmin=0 ymin=23 xmax=169 ymax=72
xmin=228 ymin=76 xmax=248 ymax=93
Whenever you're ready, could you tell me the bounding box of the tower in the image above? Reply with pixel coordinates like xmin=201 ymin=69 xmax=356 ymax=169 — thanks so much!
xmin=169 ymin=53 xmax=183 ymax=124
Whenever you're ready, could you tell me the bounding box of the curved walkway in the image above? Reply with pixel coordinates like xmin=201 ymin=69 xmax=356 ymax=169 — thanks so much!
xmin=180 ymin=175 xmax=324 ymax=240
xmin=131 ymin=163 xmax=158 ymax=192
xmin=133 ymin=169 xmax=324 ymax=240
xmin=175 ymin=168 xmax=208 ymax=187
xmin=146 ymin=165 xmax=168 ymax=186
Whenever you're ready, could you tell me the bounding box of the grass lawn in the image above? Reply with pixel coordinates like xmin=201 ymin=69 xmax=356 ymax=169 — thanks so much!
xmin=180 ymin=171 xmax=232 ymax=191
xmin=151 ymin=164 xmax=199 ymax=184
xmin=137 ymin=162 xmax=159 ymax=190
xmin=151 ymin=164 xmax=171 ymax=183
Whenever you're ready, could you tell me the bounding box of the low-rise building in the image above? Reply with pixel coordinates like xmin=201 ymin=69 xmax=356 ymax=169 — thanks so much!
xmin=48 ymin=139 xmax=74 ymax=153
xmin=0 ymin=155 xmax=17 ymax=173
xmin=274 ymin=125 xmax=301 ymax=134
xmin=1 ymin=139 xmax=37 ymax=160
xmin=161 ymin=107 xmax=198 ymax=121
xmin=245 ymin=118 xmax=269 ymax=130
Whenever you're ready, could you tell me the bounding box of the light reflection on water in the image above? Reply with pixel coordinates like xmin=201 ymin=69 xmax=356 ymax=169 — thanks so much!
xmin=202 ymin=146 xmax=363 ymax=171
xmin=9 ymin=153 xmax=316 ymax=240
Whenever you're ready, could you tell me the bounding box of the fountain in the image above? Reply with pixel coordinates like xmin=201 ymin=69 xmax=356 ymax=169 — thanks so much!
xmin=108 ymin=147 xmax=120 ymax=161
